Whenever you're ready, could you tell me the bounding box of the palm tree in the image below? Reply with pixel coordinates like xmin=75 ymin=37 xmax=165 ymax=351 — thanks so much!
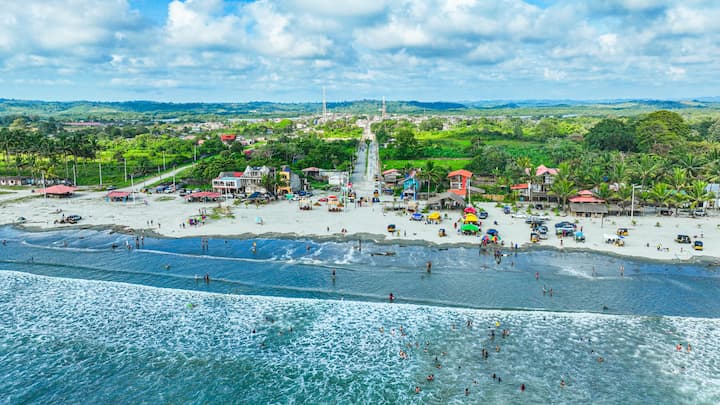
xmin=632 ymin=155 xmax=660 ymax=188
xmin=648 ymin=183 xmax=673 ymax=213
xmin=614 ymin=184 xmax=634 ymax=215
xmin=667 ymin=167 xmax=687 ymax=192
xmin=677 ymin=153 xmax=705 ymax=179
xmin=686 ymin=180 xmax=713 ymax=214
xmin=549 ymin=178 xmax=578 ymax=212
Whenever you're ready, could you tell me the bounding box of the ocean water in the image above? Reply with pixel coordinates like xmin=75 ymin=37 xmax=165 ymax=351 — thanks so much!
xmin=1 ymin=226 xmax=719 ymax=403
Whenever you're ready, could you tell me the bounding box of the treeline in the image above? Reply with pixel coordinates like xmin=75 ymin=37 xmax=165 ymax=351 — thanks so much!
xmin=191 ymin=134 xmax=357 ymax=182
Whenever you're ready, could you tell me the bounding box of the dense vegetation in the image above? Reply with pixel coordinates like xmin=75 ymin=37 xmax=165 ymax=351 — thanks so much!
xmin=376 ymin=110 xmax=720 ymax=210
xmin=3 ymin=98 xmax=720 ymax=211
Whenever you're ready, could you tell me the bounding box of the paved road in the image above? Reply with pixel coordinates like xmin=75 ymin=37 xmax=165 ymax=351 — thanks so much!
xmin=119 ymin=164 xmax=193 ymax=192
xmin=350 ymin=118 xmax=380 ymax=197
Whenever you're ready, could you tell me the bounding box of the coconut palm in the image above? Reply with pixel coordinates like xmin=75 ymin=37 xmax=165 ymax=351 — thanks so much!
xmin=647 ymin=182 xmax=674 ymax=213
xmin=676 ymin=153 xmax=705 ymax=179
xmin=549 ymin=178 xmax=578 ymax=212
xmin=686 ymin=180 xmax=713 ymax=214
xmin=667 ymin=167 xmax=688 ymax=196
xmin=632 ymin=155 xmax=661 ymax=188
xmin=614 ymin=184 xmax=634 ymax=216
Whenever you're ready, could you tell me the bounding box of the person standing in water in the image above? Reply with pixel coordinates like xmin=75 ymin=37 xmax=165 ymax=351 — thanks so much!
xmin=426 ymin=261 xmax=432 ymax=273
xmin=620 ymin=264 xmax=624 ymax=277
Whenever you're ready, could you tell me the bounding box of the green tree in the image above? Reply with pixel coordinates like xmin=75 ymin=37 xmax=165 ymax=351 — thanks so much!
xmin=635 ymin=110 xmax=689 ymax=154
xmin=550 ymin=178 xmax=578 ymax=212
xmin=584 ymin=118 xmax=636 ymax=152
xmin=686 ymin=181 xmax=713 ymax=214
xmin=648 ymin=183 xmax=673 ymax=212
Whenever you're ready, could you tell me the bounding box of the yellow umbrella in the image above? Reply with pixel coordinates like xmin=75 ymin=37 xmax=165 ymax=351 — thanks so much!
xmin=428 ymin=212 xmax=441 ymax=220
xmin=464 ymin=213 xmax=479 ymax=223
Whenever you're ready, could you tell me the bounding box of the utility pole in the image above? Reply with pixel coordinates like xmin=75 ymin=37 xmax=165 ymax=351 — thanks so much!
xmin=631 ymin=184 xmax=642 ymax=223
xmin=162 ymin=152 xmax=166 ymax=171
xmin=194 ymin=145 xmax=197 ymax=164
xmin=131 ymin=175 xmax=135 ymax=204
xmin=72 ymin=164 xmax=77 ymax=186
xmin=99 ymin=162 xmax=102 ymax=187
xmin=124 ymin=158 xmax=127 ymax=182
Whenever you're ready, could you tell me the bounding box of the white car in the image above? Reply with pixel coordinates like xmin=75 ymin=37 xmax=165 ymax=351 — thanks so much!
xmin=511 ymin=213 xmax=527 ymax=219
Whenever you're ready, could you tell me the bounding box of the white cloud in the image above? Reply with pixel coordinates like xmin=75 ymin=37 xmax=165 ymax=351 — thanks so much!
xmin=2 ymin=0 xmax=720 ymax=101
xmin=543 ymin=68 xmax=567 ymax=81
xmin=165 ymin=0 xmax=243 ymax=48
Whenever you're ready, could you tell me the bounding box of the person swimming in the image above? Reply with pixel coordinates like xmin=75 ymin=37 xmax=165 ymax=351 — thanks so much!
xmin=389 ymin=293 xmax=395 ymax=302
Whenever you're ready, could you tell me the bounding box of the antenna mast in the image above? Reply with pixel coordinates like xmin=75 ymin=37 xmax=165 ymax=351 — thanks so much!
xmin=381 ymin=96 xmax=386 ymax=121
xmin=322 ymin=87 xmax=327 ymax=120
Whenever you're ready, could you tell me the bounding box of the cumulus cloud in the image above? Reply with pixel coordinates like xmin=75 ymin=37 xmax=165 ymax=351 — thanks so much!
xmin=1 ymin=0 xmax=719 ymax=101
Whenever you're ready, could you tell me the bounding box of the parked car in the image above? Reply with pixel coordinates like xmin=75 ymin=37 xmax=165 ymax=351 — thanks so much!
xmin=693 ymin=209 xmax=707 ymax=217
xmin=675 ymin=234 xmax=691 ymax=244
xmin=478 ymin=211 xmax=489 ymax=219
xmin=554 ymin=221 xmax=576 ymax=229
xmin=660 ymin=209 xmax=673 ymax=216
xmin=694 ymin=240 xmax=704 ymax=250
xmin=511 ymin=213 xmax=527 ymax=219
xmin=106 ymin=185 xmax=117 ymax=191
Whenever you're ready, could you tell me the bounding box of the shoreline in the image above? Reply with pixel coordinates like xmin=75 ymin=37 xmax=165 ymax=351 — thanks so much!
xmin=2 ymin=188 xmax=719 ymax=265
xmin=11 ymin=222 xmax=720 ymax=266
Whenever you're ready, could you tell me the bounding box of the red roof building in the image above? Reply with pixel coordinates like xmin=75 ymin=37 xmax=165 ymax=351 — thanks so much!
xmin=107 ymin=191 xmax=131 ymax=201
xmin=447 ymin=169 xmax=473 ymax=196
xmin=220 ymin=134 xmax=236 ymax=143
xmin=568 ymin=195 xmax=606 ymax=203
xmin=42 ymin=185 xmax=77 ymax=197
xmin=525 ymin=165 xmax=559 ymax=177
xmin=185 ymin=191 xmax=222 ymax=202
xmin=510 ymin=183 xmax=529 ymax=190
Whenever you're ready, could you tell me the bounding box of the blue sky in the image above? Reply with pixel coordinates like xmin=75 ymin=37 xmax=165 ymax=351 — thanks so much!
xmin=1 ymin=0 xmax=719 ymax=102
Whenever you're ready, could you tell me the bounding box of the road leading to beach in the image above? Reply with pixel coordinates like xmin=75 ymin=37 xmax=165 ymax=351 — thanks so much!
xmin=351 ymin=118 xmax=380 ymax=197
xmin=119 ymin=164 xmax=193 ymax=192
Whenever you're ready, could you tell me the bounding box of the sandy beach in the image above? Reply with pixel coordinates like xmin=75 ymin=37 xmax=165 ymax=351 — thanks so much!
xmin=1 ymin=187 xmax=718 ymax=263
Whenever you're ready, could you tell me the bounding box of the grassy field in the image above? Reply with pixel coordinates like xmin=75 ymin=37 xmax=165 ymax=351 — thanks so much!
xmin=381 ymin=159 xmax=472 ymax=171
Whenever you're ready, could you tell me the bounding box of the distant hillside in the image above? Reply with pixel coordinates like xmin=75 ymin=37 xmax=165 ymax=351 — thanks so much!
xmin=1 ymin=98 xmax=719 ymax=121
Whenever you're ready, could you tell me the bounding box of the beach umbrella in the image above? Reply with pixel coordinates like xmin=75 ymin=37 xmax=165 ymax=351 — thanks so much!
xmin=428 ymin=212 xmax=441 ymax=220
xmin=464 ymin=206 xmax=477 ymax=214
xmin=487 ymin=229 xmax=499 ymax=236
xmin=464 ymin=213 xmax=479 ymax=223
xmin=461 ymin=223 xmax=480 ymax=233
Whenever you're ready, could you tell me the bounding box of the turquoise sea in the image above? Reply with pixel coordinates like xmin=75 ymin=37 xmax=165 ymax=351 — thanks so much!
xmin=1 ymin=226 xmax=719 ymax=403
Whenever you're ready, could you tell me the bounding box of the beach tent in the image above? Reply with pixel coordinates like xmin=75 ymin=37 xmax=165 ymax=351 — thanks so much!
xmin=464 ymin=213 xmax=479 ymax=224
xmin=255 ymin=216 xmax=264 ymax=224
xmin=411 ymin=212 xmax=424 ymax=221
xmin=461 ymin=223 xmax=480 ymax=233
xmin=428 ymin=212 xmax=441 ymax=224
xmin=464 ymin=206 xmax=477 ymax=214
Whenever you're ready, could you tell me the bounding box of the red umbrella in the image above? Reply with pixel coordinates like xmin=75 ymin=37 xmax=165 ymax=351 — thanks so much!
xmin=464 ymin=206 xmax=477 ymax=214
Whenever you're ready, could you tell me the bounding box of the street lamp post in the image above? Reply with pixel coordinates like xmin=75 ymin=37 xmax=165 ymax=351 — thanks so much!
xmin=630 ymin=184 xmax=642 ymax=223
